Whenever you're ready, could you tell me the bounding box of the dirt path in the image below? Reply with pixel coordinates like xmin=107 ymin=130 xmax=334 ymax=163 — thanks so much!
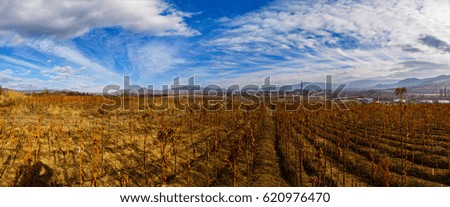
xmin=251 ymin=112 xmax=290 ymax=187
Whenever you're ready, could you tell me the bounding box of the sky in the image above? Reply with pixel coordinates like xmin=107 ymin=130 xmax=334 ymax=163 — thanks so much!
xmin=0 ymin=0 xmax=449 ymax=92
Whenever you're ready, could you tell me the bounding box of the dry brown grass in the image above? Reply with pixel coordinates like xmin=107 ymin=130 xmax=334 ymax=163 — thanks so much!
xmin=0 ymin=94 xmax=448 ymax=187
xmin=0 ymin=90 xmax=27 ymax=107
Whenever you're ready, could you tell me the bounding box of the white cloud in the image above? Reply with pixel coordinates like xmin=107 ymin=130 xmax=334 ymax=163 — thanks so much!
xmin=27 ymin=39 xmax=119 ymax=79
xmin=0 ymin=69 xmax=13 ymax=76
xmin=0 ymin=39 xmax=125 ymax=91
xmin=0 ymin=0 xmax=198 ymax=38
xmin=207 ymin=0 xmax=450 ymax=83
xmin=214 ymin=0 xmax=450 ymax=50
xmin=0 ymin=69 xmax=44 ymax=90
xmin=0 ymin=54 xmax=45 ymax=71
xmin=41 ymin=65 xmax=78 ymax=80
xmin=0 ymin=31 xmax=25 ymax=46
xmin=128 ymin=42 xmax=187 ymax=78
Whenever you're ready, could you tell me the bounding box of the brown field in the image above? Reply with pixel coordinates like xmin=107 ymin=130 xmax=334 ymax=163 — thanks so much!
xmin=0 ymin=90 xmax=449 ymax=187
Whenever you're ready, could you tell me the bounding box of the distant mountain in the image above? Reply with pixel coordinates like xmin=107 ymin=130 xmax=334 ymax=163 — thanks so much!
xmin=5 ymin=75 xmax=448 ymax=95
xmin=346 ymin=79 xmax=397 ymax=89
xmin=290 ymin=75 xmax=450 ymax=94
xmin=373 ymin=75 xmax=450 ymax=89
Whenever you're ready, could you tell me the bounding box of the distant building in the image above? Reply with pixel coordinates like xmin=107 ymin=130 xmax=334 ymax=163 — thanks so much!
xmin=393 ymin=99 xmax=406 ymax=103
xmin=437 ymin=100 xmax=449 ymax=104
xmin=419 ymin=100 xmax=434 ymax=104
xmin=357 ymin=98 xmax=373 ymax=104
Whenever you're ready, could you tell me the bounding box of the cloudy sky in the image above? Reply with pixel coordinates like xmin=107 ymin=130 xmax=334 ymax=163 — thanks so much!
xmin=0 ymin=0 xmax=449 ymax=91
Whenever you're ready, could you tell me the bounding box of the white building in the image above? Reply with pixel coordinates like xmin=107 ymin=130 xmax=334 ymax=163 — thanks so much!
xmin=437 ymin=100 xmax=450 ymax=104
xmin=393 ymin=99 xmax=406 ymax=103
xmin=357 ymin=98 xmax=373 ymax=104
xmin=419 ymin=100 xmax=434 ymax=104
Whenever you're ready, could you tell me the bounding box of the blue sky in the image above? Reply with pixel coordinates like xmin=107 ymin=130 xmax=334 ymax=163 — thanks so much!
xmin=0 ymin=0 xmax=449 ymax=91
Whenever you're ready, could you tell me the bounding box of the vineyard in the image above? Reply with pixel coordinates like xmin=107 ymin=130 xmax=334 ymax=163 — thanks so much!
xmin=0 ymin=91 xmax=449 ymax=187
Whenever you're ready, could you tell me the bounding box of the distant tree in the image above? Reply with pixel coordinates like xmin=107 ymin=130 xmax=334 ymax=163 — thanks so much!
xmin=395 ymin=86 xmax=408 ymax=186
xmin=395 ymin=87 xmax=407 ymax=104
xmin=0 ymin=85 xmax=3 ymax=96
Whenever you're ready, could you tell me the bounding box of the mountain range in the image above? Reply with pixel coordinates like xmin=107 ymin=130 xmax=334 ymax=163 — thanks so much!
xmin=4 ymin=74 xmax=449 ymax=94
xmin=371 ymin=75 xmax=450 ymax=89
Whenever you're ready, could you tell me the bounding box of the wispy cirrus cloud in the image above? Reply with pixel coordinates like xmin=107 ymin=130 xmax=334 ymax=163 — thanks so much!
xmin=41 ymin=65 xmax=80 ymax=81
xmin=128 ymin=42 xmax=187 ymax=79
xmin=203 ymin=0 xmax=450 ymax=84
